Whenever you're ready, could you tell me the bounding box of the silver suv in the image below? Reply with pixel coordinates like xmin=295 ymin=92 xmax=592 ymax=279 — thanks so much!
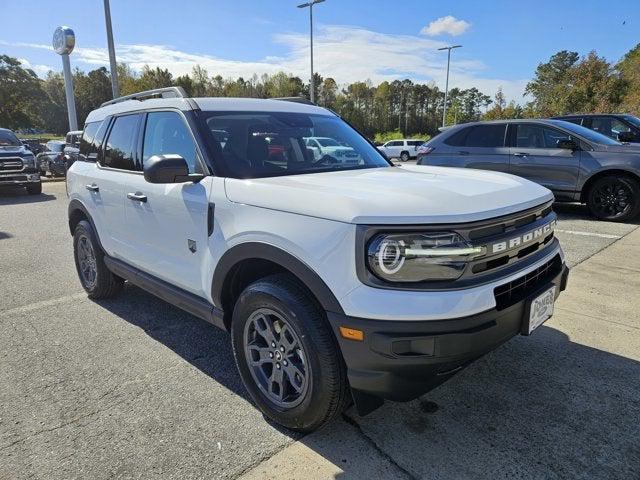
xmin=418 ymin=119 xmax=640 ymax=222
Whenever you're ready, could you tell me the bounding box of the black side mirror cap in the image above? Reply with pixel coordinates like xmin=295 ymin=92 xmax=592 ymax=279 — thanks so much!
xmin=143 ymin=154 xmax=204 ymax=184
xmin=557 ymin=139 xmax=579 ymax=151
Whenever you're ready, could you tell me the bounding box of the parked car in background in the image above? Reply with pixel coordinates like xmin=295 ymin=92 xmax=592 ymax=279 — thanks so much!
xmin=64 ymin=130 xmax=82 ymax=168
xmin=37 ymin=140 xmax=67 ymax=177
xmin=19 ymin=138 xmax=44 ymax=156
xmin=377 ymin=139 xmax=428 ymax=161
xmin=553 ymin=114 xmax=640 ymax=144
xmin=304 ymin=136 xmax=360 ymax=163
xmin=0 ymin=128 xmax=41 ymax=194
xmin=417 ymin=119 xmax=640 ymax=222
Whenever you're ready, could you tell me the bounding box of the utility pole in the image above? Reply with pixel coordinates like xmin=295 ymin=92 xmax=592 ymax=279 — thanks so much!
xmin=297 ymin=0 xmax=325 ymax=103
xmin=103 ymin=0 xmax=119 ymax=98
xmin=438 ymin=45 xmax=462 ymax=127
xmin=52 ymin=26 xmax=78 ymax=131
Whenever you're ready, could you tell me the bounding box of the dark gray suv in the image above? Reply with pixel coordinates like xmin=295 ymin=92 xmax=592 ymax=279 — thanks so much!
xmin=417 ymin=119 xmax=640 ymax=222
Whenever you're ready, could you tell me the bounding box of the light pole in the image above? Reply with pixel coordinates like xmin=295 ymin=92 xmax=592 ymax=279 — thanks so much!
xmin=438 ymin=44 xmax=462 ymax=127
xmin=103 ymin=0 xmax=119 ymax=98
xmin=52 ymin=26 xmax=78 ymax=131
xmin=297 ymin=0 xmax=325 ymax=103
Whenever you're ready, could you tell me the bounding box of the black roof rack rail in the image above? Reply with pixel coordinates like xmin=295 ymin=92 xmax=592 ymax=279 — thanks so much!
xmin=272 ymin=96 xmax=316 ymax=106
xmin=100 ymin=86 xmax=187 ymax=107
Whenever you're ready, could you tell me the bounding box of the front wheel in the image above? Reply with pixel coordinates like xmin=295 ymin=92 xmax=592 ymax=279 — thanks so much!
xmin=26 ymin=182 xmax=42 ymax=195
xmin=586 ymin=175 xmax=640 ymax=222
xmin=400 ymin=151 xmax=410 ymax=162
xmin=231 ymin=274 xmax=349 ymax=432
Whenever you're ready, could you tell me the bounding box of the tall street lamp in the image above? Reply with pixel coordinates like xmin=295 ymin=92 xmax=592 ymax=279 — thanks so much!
xmin=52 ymin=26 xmax=78 ymax=131
xmin=297 ymin=0 xmax=325 ymax=103
xmin=438 ymin=44 xmax=462 ymax=127
xmin=103 ymin=0 xmax=119 ymax=98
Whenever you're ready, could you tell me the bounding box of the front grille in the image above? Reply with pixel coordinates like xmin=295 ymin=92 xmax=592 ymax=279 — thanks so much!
xmin=0 ymin=158 xmax=24 ymax=171
xmin=494 ymin=255 xmax=562 ymax=310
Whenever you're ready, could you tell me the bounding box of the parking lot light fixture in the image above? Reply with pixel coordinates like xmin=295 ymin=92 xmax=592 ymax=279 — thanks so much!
xmin=438 ymin=44 xmax=462 ymax=127
xmin=297 ymin=0 xmax=326 ymax=104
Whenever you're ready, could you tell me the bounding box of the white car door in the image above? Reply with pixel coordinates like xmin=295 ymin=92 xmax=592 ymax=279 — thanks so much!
xmin=122 ymin=110 xmax=212 ymax=297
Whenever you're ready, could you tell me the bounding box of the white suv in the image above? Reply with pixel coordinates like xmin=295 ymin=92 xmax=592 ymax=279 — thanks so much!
xmin=377 ymin=138 xmax=427 ymax=161
xmin=67 ymin=87 xmax=568 ymax=432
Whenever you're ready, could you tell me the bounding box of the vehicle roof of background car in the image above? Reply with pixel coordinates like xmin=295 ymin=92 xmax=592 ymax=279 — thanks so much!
xmin=85 ymin=97 xmax=333 ymax=124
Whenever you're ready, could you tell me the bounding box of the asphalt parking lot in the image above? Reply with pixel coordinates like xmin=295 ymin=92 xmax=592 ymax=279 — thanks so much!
xmin=1 ymin=181 xmax=639 ymax=479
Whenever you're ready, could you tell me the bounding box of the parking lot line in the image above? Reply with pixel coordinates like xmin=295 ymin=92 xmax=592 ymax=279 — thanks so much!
xmin=555 ymin=229 xmax=621 ymax=239
xmin=1 ymin=292 xmax=85 ymax=317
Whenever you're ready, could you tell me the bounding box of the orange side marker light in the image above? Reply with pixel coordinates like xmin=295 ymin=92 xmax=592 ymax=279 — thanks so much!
xmin=339 ymin=326 xmax=364 ymax=341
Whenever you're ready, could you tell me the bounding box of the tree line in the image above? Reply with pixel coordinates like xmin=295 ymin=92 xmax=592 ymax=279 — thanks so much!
xmin=1 ymin=43 xmax=638 ymax=138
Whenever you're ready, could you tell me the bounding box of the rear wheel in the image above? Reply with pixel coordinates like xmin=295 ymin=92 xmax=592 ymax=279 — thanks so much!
xmin=73 ymin=220 xmax=123 ymax=298
xmin=586 ymin=175 xmax=640 ymax=222
xmin=400 ymin=151 xmax=410 ymax=162
xmin=231 ymin=273 xmax=349 ymax=432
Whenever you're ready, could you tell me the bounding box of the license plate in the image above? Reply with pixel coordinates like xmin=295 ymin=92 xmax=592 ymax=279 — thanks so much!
xmin=525 ymin=286 xmax=556 ymax=334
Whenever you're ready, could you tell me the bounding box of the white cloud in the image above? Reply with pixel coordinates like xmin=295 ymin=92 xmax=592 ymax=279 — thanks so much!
xmin=420 ymin=16 xmax=471 ymax=37
xmin=0 ymin=25 xmax=528 ymax=102
xmin=16 ymin=57 xmax=54 ymax=77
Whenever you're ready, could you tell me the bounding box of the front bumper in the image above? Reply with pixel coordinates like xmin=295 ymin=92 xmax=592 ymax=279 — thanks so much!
xmin=0 ymin=171 xmax=41 ymax=186
xmin=327 ymin=260 xmax=569 ymax=413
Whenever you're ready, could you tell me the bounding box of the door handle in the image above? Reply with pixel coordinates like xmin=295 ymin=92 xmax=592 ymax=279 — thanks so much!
xmin=127 ymin=192 xmax=147 ymax=203
xmin=458 ymin=150 xmax=470 ymax=155
xmin=85 ymin=183 xmax=99 ymax=192
xmin=513 ymin=152 xmax=529 ymax=157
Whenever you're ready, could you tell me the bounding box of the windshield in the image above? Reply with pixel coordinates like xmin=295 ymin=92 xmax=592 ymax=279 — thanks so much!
xmin=201 ymin=112 xmax=390 ymax=178
xmin=548 ymin=120 xmax=621 ymax=146
xmin=623 ymin=115 xmax=640 ymax=129
xmin=0 ymin=130 xmax=21 ymax=147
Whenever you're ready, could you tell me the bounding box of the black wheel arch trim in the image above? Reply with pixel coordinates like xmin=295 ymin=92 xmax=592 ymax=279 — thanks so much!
xmin=68 ymin=199 xmax=105 ymax=249
xmin=212 ymin=242 xmax=345 ymax=315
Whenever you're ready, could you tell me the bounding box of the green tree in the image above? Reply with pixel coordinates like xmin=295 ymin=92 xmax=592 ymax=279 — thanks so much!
xmin=617 ymin=44 xmax=640 ymax=114
xmin=0 ymin=55 xmax=46 ymax=129
xmin=525 ymin=50 xmax=579 ymax=115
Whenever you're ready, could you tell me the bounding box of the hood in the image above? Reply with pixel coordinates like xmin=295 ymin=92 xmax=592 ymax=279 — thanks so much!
xmin=0 ymin=145 xmax=29 ymax=157
xmin=224 ymin=165 xmax=554 ymax=224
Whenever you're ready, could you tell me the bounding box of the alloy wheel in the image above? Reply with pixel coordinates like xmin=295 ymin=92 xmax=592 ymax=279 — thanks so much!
xmin=77 ymin=234 xmax=97 ymax=288
xmin=243 ymin=308 xmax=310 ymax=408
xmin=592 ymin=179 xmax=632 ymax=219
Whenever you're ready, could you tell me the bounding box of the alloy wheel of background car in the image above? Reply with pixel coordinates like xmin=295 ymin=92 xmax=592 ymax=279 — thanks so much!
xmin=400 ymin=152 xmax=410 ymax=162
xmin=243 ymin=307 xmax=310 ymax=408
xmin=588 ymin=176 xmax=640 ymax=221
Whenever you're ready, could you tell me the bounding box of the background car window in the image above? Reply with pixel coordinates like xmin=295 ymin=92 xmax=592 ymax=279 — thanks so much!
xmin=143 ymin=111 xmax=198 ymax=173
xmin=46 ymin=141 xmax=64 ymax=153
xmin=0 ymin=130 xmax=21 ymax=146
xmin=387 ymin=141 xmax=403 ymax=147
xmin=464 ymin=124 xmax=506 ymax=147
xmin=407 ymin=140 xmax=425 ymax=146
xmin=516 ymin=124 xmax=571 ymax=148
xmin=443 ymin=127 xmax=472 ymax=146
xmin=561 ymin=117 xmax=583 ymax=126
xmin=102 ymin=114 xmax=139 ymax=171
xmin=591 ymin=117 xmax=631 ymax=140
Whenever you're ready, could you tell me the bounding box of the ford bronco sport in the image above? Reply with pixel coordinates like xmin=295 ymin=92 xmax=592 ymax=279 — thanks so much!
xmin=67 ymin=87 xmax=569 ymax=432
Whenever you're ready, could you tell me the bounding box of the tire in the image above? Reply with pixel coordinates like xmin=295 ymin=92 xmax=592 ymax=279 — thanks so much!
xmin=73 ymin=220 xmax=123 ymax=299
xmin=231 ymin=273 xmax=349 ymax=432
xmin=400 ymin=151 xmax=410 ymax=162
xmin=586 ymin=175 xmax=640 ymax=222
xmin=26 ymin=182 xmax=42 ymax=195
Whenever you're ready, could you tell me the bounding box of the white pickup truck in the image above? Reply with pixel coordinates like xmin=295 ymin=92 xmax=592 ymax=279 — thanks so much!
xmin=67 ymin=88 xmax=568 ymax=432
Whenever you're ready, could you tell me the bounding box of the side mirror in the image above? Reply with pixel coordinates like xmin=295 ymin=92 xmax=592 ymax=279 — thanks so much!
xmin=617 ymin=131 xmax=636 ymax=143
xmin=143 ymin=154 xmax=203 ymax=184
xmin=557 ymin=139 xmax=579 ymax=151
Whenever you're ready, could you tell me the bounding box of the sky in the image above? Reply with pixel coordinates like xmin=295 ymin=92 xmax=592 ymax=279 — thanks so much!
xmin=1 ymin=0 xmax=638 ymax=102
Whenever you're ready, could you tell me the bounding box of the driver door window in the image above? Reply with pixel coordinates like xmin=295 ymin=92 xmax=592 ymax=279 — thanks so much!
xmin=142 ymin=111 xmax=199 ymax=173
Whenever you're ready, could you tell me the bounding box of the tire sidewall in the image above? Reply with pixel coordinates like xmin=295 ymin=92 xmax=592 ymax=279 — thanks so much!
xmin=73 ymin=220 xmax=101 ymax=295
xmin=231 ymin=280 xmax=340 ymax=430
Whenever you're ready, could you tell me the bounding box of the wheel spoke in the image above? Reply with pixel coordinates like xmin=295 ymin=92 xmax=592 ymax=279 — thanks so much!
xmin=247 ymin=344 xmax=272 ymax=366
xmin=279 ymin=325 xmax=298 ymax=352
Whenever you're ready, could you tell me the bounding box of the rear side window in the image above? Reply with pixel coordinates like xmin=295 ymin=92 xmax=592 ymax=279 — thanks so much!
xmin=407 ymin=140 xmax=425 ymax=146
xmin=387 ymin=141 xmax=403 ymax=147
xmin=443 ymin=127 xmax=472 ymax=146
xmin=101 ymin=115 xmax=140 ymax=171
xmin=560 ymin=117 xmax=583 ymax=126
xmin=79 ymin=122 xmax=101 ymax=161
xmin=142 ymin=111 xmax=199 ymax=173
xmin=464 ymin=125 xmax=506 ymax=148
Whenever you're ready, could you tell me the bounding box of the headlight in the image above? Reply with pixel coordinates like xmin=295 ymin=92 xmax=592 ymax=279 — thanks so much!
xmin=367 ymin=232 xmax=485 ymax=282
xmin=22 ymin=154 xmax=35 ymax=167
